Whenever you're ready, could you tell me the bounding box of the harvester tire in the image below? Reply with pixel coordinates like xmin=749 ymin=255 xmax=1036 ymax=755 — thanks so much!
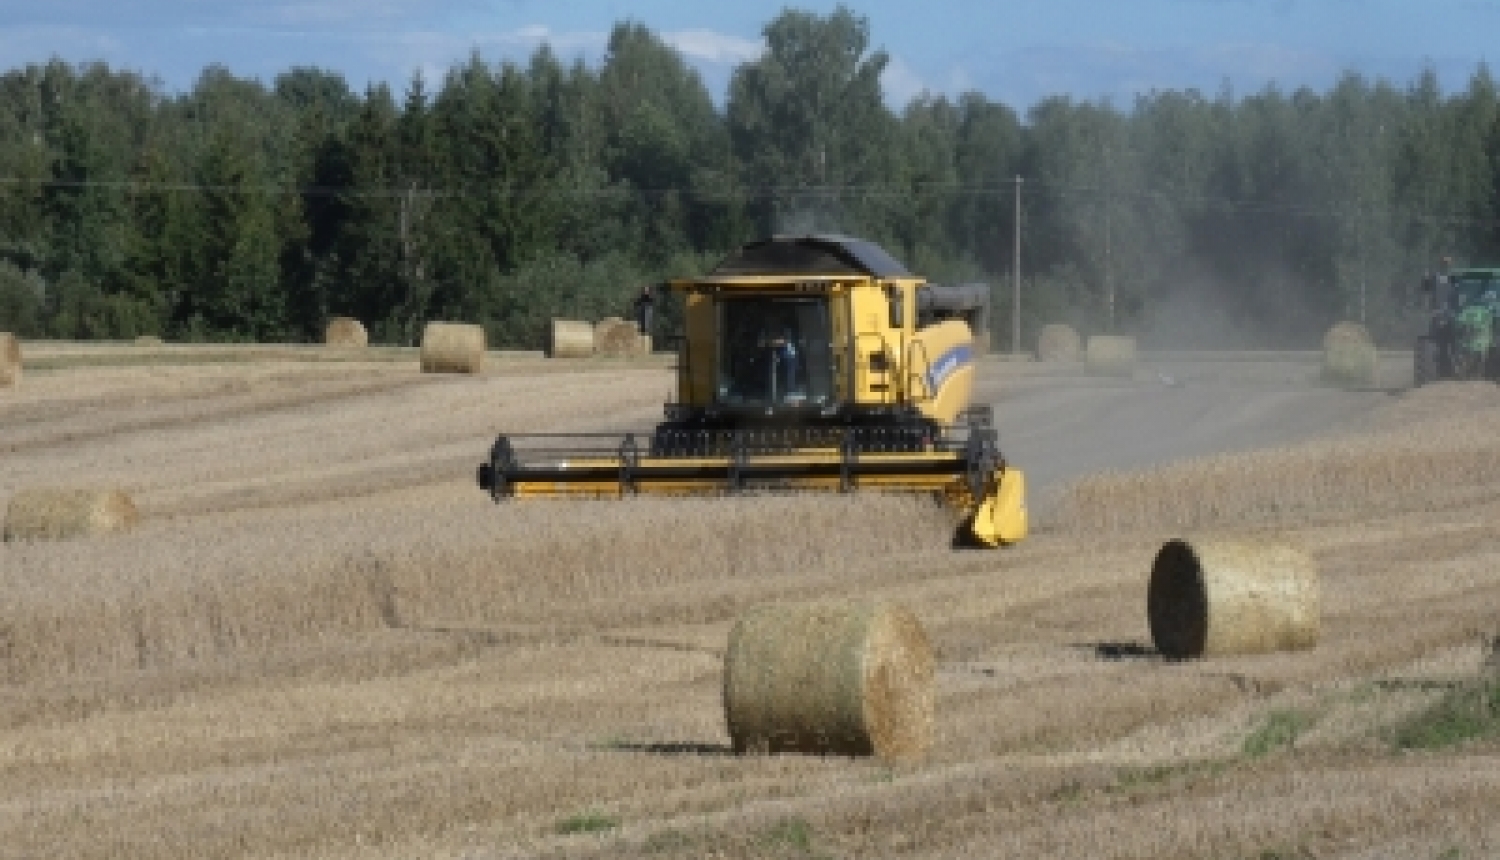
xmin=1414 ymin=337 xmax=1439 ymax=387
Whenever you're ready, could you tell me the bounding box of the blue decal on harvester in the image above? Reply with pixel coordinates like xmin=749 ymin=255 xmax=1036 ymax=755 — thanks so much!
xmin=926 ymin=344 xmax=972 ymax=394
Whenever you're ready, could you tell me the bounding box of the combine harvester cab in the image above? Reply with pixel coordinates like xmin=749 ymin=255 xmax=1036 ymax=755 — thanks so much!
xmin=477 ymin=235 xmax=1026 ymax=547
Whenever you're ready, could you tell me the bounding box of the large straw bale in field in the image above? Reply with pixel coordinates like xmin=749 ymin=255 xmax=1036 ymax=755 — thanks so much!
xmin=0 ymin=332 xmax=19 ymax=388
xmin=1085 ymin=334 xmax=1137 ymax=377
xmin=594 ymin=316 xmax=648 ymax=357
xmin=132 ymin=334 xmax=163 ymax=346
xmin=548 ymin=319 xmax=595 ymax=358
xmin=3 ymin=488 xmax=140 ymax=542
xmin=1147 ymin=537 xmax=1319 ymax=659
xmin=1037 ymin=323 xmax=1082 ymax=362
xmin=723 ymin=599 xmax=934 ymax=760
xmin=324 ymin=316 xmax=368 ymax=347
xmin=419 ymin=321 xmax=485 ymax=374
xmin=1321 ymin=321 xmax=1377 ymax=386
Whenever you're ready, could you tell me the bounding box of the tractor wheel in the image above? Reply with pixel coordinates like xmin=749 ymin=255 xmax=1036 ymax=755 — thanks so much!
xmin=1414 ymin=337 xmax=1439 ymax=387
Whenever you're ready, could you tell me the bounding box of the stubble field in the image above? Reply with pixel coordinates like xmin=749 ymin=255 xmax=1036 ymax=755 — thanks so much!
xmin=2 ymin=343 xmax=1498 ymax=859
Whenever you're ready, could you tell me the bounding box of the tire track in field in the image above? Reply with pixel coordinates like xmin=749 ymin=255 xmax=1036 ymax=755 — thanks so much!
xmin=2 ymin=375 xmax=436 ymax=454
xmin=135 ymin=385 xmax=668 ymax=518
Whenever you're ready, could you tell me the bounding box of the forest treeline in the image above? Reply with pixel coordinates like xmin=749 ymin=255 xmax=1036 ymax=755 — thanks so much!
xmin=2 ymin=5 xmax=1499 ymax=349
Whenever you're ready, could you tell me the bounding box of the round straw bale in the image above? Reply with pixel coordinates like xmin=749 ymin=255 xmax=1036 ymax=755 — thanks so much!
xmin=1084 ymin=334 xmax=1137 ymax=377
xmin=548 ymin=319 xmax=595 ymax=358
xmin=419 ymin=321 xmax=486 ymax=374
xmin=1321 ymin=321 xmax=1376 ymax=386
xmin=3 ymin=488 xmax=140 ymax=542
xmin=323 ymin=316 xmax=368 ymax=347
xmin=1037 ymin=323 xmax=1082 ymax=362
xmin=594 ymin=316 xmax=646 ymax=357
xmin=132 ymin=334 xmax=163 ymax=347
xmin=723 ymin=599 xmax=934 ymax=760
xmin=0 ymin=332 xmax=19 ymax=388
xmin=1147 ymin=537 xmax=1319 ymax=659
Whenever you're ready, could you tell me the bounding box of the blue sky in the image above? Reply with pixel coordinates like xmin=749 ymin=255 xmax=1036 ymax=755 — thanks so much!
xmin=1 ymin=1 xmax=1495 ymax=112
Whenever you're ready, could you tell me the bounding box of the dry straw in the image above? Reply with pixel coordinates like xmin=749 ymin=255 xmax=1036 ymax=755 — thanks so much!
xmin=324 ymin=316 xmax=368 ymax=348
xmin=1085 ymin=334 xmax=1137 ymax=377
xmin=419 ymin=321 xmax=486 ymax=374
xmin=594 ymin=316 xmax=648 ymax=357
xmin=0 ymin=331 xmax=20 ymax=388
xmin=549 ymin=319 xmax=595 ymax=358
xmin=3 ymin=488 xmax=140 ymax=542
xmin=1048 ymin=417 xmax=1500 ymax=535
xmin=1147 ymin=537 xmax=1319 ymax=658
xmin=133 ymin=335 xmax=164 ymax=347
xmin=1037 ymin=323 xmax=1082 ymax=362
xmin=722 ymin=599 xmax=934 ymax=760
xmin=1321 ymin=321 xmax=1377 ymax=387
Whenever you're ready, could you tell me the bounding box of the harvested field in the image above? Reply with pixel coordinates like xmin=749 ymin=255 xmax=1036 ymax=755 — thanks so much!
xmin=1 ymin=344 xmax=1497 ymax=859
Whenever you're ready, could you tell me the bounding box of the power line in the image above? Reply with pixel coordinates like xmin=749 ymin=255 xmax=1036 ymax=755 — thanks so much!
xmin=0 ymin=173 xmax=1494 ymax=226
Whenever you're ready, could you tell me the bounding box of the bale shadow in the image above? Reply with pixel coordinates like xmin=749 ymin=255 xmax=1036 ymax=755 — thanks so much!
xmin=1076 ymin=640 xmax=1160 ymax=661
xmin=603 ymin=741 xmax=737 ymax=757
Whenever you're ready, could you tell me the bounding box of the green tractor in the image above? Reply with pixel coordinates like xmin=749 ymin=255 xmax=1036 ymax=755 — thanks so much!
xmin=1415 ymin=264 xmax=1500 ymax=385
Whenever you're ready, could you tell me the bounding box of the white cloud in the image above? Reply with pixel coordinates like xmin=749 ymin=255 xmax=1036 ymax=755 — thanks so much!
xmin=493 ymin=24 xmax=608 ymax=53
xmin=881 ymin=55 xmax=932 ymax=108
xmin=660 ymin=29 xmax=763 ymax=65
xmin=356 ymin=24 xmax=609 ymax=87
xmin=264 ymin=0 xmax=420 ymax=27
xmin=0 ymin=25 xmax=126 ymax=69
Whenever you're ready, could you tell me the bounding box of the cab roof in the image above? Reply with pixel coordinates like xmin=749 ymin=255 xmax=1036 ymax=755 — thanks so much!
xmin=710 ymin=235 xmax=912 ymax=278
xmin=1451 ymin=267 xmax=1500 ymax=279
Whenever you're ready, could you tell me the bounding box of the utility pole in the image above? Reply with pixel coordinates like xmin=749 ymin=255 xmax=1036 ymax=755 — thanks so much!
xmin=1357 ymin=205 xmax=1367 ymax=324
xmin=1105 ymin=192 xmax=1114 ymax=332
xmin=1013 ymin=175 xmax=1023 ymax=355
xmin=398 ymin=181 xmax=431 ymax=346
xmin=1103 ymin=144 xmax=1114 ymax=333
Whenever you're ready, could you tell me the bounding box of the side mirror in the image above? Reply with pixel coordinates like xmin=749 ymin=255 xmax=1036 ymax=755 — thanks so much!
xmin=885 ymin=284 xmax=905 ymax=329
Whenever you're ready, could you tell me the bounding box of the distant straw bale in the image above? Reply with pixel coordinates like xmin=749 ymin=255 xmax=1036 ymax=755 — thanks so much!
xmin=3 ymin=488 xmax=140 ymax=542
xmin=324 ymin=316 xmax=368 ymax=348
xmin=1148 ymin=537 xmax=1319 ymax=659
xmin=419 ymin=322 xmax=485 ymax=374
xmin=723 ymin=599 xmax=934 ymax=760
xmin=0 ymin=332 xmax=19 ymax=388
xmin=549 ymin=319 xmax=595 ymax=358
xmin=1085 ymin=335 xmax=1137 ymax=377
xmin=1037 ymin=323 xmax=1082 ymax=362
xmin=1321 ymin=321 xmax=1377 ymax=387
xmin=594 ymin=316 xmax=648 ymax=357
xmin=132 ymin=335 xmax=163 ymax=347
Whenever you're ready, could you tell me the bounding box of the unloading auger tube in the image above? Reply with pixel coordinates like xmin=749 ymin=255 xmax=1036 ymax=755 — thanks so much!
xmin=474 ymin=234 xmax=1028 ymax=548
xmin=476 ymin=421 xmax=1026 ymax=547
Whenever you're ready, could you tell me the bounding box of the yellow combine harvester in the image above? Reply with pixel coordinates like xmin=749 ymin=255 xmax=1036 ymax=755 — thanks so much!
xmin=476 ymin=235 xmax=1027 ymax=547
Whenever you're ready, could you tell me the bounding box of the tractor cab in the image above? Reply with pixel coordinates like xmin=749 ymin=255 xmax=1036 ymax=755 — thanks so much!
xmin=1416 ymin=264 xmax=1500 ymax=384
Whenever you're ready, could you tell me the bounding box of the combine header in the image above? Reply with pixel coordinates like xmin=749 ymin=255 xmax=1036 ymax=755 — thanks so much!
xmin=477 ymin=235 xmax=1027 ymax=547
